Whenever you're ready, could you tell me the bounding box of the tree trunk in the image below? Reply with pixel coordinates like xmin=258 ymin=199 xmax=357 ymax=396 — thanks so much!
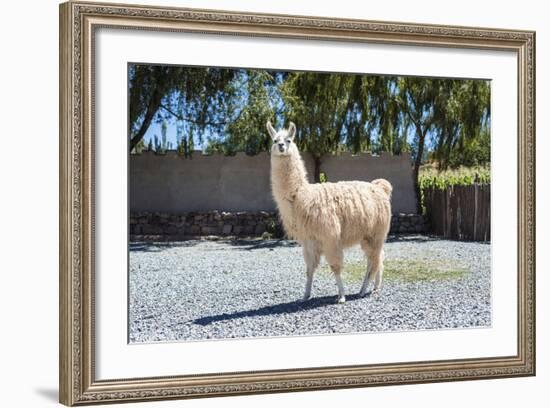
xmin=313 ymin=156 xmax=322 ymax=183
xmin=413 ymin=126 xmax=427 ymax=214
xmin=129 ymin=89 xmax=163 ymax=152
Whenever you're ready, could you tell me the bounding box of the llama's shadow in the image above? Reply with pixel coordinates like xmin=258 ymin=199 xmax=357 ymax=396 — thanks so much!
xmin=386 ymin=234 xmax=440 ymax=243
xmin=129 ymin=239 xmax=298 ymax=252
xmin=223 ymin=238 xmax=298 ymax=251
xmin=129 ymin=241 xmax=203 ymax=252
xmin=129 ymin=242 xmax=173 ymax=252
xmin=192 ymin=293 xmax=367 ymax=326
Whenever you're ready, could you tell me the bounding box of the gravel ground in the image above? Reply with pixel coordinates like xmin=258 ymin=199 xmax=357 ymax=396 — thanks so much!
xmin=129 ymin=235 xmax=491 ymax=343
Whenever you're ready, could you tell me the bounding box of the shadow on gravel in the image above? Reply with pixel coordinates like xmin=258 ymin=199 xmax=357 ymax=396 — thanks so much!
xmin=386 ymin=234 xmax=441 ymax=243
xmin=223 ymin=239 xmax=298 ymax=251
xmin=193 ymin=293 xmax=368 ymax=326
xmin=129 ymin=242 xmax=171 ymax=253
xmin=129 ymin=241 xmax=201 ymax=252
xmin=386 ymin=234 xmax=490 ymax=245
xmin=129 ymin=235 xmax=476 ymax=254
xmin=130 ymin=239 xmax=298 ymax=252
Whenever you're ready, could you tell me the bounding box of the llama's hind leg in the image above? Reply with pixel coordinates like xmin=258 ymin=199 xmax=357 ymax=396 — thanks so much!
xmin=359 ymin=259 xmax=373 ymax=297
xmin=324 ymin=246 xmax=346 ymax=303
xmin=372 ymin=249 xmax=385 ymax=292
xmin=302 ymin=240 xmax=320 ymax=301
xmin=360 ymin=242 xmax=384 ymax=296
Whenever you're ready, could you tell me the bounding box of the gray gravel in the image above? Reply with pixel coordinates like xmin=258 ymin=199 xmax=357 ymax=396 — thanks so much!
xmin=129 ymin=235 xmax=491 ymax=343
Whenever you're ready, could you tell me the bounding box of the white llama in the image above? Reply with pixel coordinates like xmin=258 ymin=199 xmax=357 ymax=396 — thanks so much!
xmin=268 ymin=121 xmax=392 ymax=303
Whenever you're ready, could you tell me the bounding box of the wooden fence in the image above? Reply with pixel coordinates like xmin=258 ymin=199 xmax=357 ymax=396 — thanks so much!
xmin=423 ymin=184 xmax=490 ymax=241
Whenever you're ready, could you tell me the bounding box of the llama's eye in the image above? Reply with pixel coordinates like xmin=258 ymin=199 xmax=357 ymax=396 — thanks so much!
xmin=286 ymin=139 xmax=291 ymax=143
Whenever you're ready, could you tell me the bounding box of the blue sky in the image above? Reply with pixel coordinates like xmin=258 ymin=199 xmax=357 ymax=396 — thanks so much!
xmin=143 ymin=121 xmax=182 ymax=149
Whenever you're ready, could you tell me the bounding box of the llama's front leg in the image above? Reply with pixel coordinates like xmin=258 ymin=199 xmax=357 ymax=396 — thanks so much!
xmin=304 ymin=271 xmax=313 ymax=301
xmin=334 ymin=273 xmax=346 ymax=304
xmin=325 ymin=246 xmax=345 ymax=303
xmin=302 ymin=240 xmax=320 ymax=301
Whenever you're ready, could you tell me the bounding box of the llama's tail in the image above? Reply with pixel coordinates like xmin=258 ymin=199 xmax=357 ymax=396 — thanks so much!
xmin=372 ymin=178 xmax=393 ymax=197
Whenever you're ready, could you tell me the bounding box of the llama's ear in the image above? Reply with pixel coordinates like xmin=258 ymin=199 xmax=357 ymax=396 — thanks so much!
xmin=266 ymin=121 xmax=277 ymax=140
xmin=288 ymin=122 xmax=296 ymax=141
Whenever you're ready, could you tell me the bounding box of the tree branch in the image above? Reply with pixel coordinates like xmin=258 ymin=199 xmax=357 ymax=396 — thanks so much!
xmin=130 ymin=89 xmax=163 ymax=151
xmin=159 ymin=104 xmax=230 ymax=127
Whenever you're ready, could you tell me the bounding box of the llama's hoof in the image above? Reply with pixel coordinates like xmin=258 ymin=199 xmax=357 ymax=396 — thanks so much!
xmin=358 ymin=290 xmax=369 ymax=298
xmin=302 ymin=294 xmax=312 ymax=302
xmin=337 ymin=296 xmax=346 ymax=304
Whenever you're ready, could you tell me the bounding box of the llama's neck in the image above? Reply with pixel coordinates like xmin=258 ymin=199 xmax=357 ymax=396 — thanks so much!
xmin=271 ymin=149 xmax=309 ymax=204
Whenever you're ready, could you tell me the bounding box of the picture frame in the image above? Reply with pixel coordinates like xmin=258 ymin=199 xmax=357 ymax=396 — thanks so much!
xmin=59 ymin=1 xmax=536 ymax=405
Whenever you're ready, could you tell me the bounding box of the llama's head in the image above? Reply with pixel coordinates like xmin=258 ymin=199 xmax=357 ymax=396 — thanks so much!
xmin=267 ymin=121 xmax=297 ymax=157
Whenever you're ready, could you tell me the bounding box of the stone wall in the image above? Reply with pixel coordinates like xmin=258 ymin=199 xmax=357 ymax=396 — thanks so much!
xmin=130 ymin=211 xmax=428 ymax=241
xmin=130 ymin=151 xmax=418 ymax=215
xmin=390 ymin=213 xmax=429 ymax=234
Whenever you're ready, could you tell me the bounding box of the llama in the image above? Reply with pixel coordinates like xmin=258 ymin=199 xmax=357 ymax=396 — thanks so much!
xmin=268 ymin=121 xmax=392 ymax=303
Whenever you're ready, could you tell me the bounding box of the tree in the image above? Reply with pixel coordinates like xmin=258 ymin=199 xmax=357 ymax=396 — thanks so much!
xmin=394 ymin=77 xmax=440 ymax=211
xmin=152 ymin=121 xmax=172 ymax=154
xmin=281 ymin=72 xmax=370 ymax=182
xmin=363 ymin=76 xmax=410 ymax=155
xmin=389 ymin=77 xmax=490 ymax=211
xmin=430 ymin=80 xmax=491 ymax=169
xmin=128 ymin=64 xmax=236 ymax=152
xmin=208 ymin=70 xmax=280 ymax=155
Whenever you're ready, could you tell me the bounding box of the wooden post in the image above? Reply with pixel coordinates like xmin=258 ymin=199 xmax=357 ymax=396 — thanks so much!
xmin=473 ymin=184 xmax=478 ymax=241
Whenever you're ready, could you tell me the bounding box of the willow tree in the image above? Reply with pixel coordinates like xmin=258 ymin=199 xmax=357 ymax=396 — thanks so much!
xmin=128 ymin=64 xmax=236 ymax=152
xmin=281 ymin=72 xmax=371 ymax=182
xmin=431 ymin=79 xmax=491 ymax=169
xmin=390 ymin=77 xmax=491 ymax=210
xmin=392 ymin=77 xmax=440 ymax=210
xmin=206 ymin=70 xmax=283 ymax=155
xmin=361 ymin=76 xmax=411 ymax=155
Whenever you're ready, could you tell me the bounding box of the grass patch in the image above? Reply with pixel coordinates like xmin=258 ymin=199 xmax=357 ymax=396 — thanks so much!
xmin=322 ymin=259 xmax=468 ymax=283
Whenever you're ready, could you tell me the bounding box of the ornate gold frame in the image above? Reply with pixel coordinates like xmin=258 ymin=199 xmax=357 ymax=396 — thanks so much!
xmin=59 ymin=1 xmax=536 ymax=405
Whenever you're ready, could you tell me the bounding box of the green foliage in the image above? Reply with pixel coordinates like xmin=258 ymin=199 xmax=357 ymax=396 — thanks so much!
xmin=265 ymin=217 xmax=284 ymax=239
xmin=282 ymin=73 xmax=359 ymax=157
xmin=133 ymin=139 xmax=147 ymax=154
xmin=440 ymin=126 xmax=491 ymax=168
xmin=152 ymin=121 xmax=172 ymax=154
xmin=261 ymin=231 xmax=274 ymax=240
xmin=281 ymin=72 xmax=378 ymax=181
xmin=209 ymin=70 xmax=279 ymax=155
xmin=176 ymin=127 xmax=194 ymax=158
xmin=419 ymin=165 xmax=491 ymax=190
xmin=152 ymin=135 xmax=172 ymax=154
xmin=430 ymin=80 xmax=491 ymax=169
